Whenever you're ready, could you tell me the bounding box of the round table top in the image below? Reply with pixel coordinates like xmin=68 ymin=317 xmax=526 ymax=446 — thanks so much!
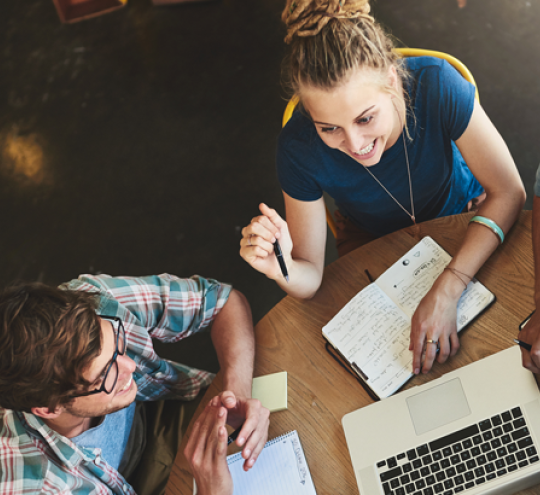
xmin=167 ymin=211 xmax=539 ymax=495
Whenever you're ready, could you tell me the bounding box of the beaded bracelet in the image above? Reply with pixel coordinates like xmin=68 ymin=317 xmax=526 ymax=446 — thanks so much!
xmin=469 ymin=216 xmax=505 ymax=244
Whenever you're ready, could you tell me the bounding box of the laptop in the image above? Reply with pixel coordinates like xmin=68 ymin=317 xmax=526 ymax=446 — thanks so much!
xmin=342 ymin=346 xmax=540 ymax=495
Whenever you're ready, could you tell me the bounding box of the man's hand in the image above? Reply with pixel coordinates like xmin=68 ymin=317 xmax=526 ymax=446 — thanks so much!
xmin=218 ymin=390 xmax=270 ymax=471
xmin=184 ymin=397 xmax=233 ymax=495
xmin=519 ymin=311 xmax=540 ymax=373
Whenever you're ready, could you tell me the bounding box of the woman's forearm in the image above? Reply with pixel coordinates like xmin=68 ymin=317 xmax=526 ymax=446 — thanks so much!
xmin=440 ymin=189 xmax=525 ymax=288
xmin=272 ymin=256 xmax=324 ymax=299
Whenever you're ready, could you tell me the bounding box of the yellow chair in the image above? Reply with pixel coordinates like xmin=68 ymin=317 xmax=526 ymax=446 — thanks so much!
xmin=281 ymin=48 xmax=480 ymax=238
xmin=396 ymin=48 xmax=479 ymax=102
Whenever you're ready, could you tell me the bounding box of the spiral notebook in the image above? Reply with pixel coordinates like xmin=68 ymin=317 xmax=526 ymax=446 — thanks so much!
xmin=227 ymin=430 xmax=317 ymax=495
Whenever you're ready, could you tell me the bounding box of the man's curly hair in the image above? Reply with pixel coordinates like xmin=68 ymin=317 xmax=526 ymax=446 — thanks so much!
xmin=0 ymin=282 xmax=102 ymax=412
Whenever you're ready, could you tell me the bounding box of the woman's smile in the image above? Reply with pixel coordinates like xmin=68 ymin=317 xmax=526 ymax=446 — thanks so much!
xmin=301 ymin=67 xmax=404 ymax=167
xmin=350 ymin=139 xmax=378 ymax=161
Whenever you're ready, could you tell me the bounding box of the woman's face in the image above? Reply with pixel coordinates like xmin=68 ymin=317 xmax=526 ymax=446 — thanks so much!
xmin=301 ymin=66 xmax=403 ymax=167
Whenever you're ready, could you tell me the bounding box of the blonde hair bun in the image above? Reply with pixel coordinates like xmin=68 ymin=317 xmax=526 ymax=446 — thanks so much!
xmin=282 ymin=0 xmax=372 ymax=44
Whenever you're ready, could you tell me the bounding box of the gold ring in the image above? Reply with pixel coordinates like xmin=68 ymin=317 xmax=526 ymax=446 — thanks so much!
xmin=426 ymin=339 xmax=439 ymax=345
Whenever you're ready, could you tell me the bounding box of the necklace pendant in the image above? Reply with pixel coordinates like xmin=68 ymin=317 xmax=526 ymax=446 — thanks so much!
xmin=411 ymin=216 xmax=416 ymax=224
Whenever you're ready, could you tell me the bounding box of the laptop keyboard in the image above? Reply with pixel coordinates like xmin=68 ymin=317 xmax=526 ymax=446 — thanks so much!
xmin=377 ymin=407 xmax=539 ymax=495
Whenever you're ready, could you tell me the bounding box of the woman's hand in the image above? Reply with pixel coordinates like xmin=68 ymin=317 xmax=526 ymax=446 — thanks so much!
xmin=240 ymin=203 xmax=292 ymax=282
xmin=240 ymin=195 xmax=327 ymax=298
xmin=410 ymin=270 xmax=465 ymax=374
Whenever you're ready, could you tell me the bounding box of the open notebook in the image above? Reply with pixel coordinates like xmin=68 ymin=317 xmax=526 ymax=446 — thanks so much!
xmin=323 ymin=236 xmax=495 ymax=400
xmin=194 ymin=430 xmax=317 ymax=495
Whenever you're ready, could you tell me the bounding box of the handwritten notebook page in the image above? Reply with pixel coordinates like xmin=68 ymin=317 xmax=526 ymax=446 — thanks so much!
xmin=227 ymin=430 xmax=317 ymax=495
xmin=323 ymin=237 xmax=495 ymax=398
xmin=322 ymin=284 xmax=412 ymax=398
xmin=375 ymin=236 xmax=494 ymax=328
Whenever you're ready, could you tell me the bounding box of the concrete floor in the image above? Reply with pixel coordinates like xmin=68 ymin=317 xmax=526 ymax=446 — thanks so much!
xmin=1 ymin=0 xmax=539 ymax=331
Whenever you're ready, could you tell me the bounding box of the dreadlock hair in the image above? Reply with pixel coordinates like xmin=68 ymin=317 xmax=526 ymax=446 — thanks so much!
xmin=282 ymin=0 xmax=410 ymax=124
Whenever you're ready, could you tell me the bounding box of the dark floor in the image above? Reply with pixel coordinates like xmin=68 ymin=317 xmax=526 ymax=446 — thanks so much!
xmin=1 ymin=0 xmax=540 ymax=330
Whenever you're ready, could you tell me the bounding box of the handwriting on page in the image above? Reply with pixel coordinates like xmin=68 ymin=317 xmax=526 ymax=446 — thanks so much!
xmin=388 ymin=257 xmax=446 ymax=316
xmin=323 ymin=284 xmax=413 ymax=398
xmin=291 ymin=435 xmax=307 ymax=485
xmin=322 ymin=237 xmax=495 ymax=399
xmin=377 ymin=237 xmax=493 ymax=326
xmin=376 ymin=237 xmax=450 ymax=318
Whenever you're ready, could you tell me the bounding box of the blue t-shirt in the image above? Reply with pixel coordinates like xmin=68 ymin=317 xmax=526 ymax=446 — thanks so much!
xmin=72 ymin=401 xmax=136 ymax=470
xmin=277 ymin=57 xmax=484 ymax=236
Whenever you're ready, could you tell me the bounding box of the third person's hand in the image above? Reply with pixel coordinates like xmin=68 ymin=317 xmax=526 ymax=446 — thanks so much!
xmin=519 ymin=310 xmax=540 ymax=373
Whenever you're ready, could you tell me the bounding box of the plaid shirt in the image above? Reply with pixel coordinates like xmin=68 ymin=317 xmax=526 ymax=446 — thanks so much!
xmin=0 ymin=273 xmax=231 ymax=494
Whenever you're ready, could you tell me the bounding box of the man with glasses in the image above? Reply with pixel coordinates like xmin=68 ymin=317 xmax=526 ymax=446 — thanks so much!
xmin=0 ymin=273 xmax=269 ymax=495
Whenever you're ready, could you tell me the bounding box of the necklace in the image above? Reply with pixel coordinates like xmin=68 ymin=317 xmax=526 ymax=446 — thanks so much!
xmin=360 ymin=102 xmax=416 ymax=224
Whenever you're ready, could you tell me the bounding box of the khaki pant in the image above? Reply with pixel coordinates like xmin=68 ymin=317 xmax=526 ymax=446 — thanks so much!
xmin=120 ymin=391 xmax=206 ymax=495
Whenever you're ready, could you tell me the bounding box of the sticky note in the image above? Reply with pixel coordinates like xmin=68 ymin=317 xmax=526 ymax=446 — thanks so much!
xmin=252 ymin=372 xmax=288 ymax=413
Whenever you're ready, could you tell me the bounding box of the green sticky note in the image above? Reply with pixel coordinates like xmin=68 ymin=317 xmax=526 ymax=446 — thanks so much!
xmin=252 ymin=372 xmax=288 ymax=413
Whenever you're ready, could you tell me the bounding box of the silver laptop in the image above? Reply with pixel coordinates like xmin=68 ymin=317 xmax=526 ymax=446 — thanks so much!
xmin=342 ymin=346 xmax=540 ymax=495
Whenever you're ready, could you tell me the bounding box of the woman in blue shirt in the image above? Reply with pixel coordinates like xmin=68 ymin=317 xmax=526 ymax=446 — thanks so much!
xmin=240 ymin=0 xmax=525 ymax=375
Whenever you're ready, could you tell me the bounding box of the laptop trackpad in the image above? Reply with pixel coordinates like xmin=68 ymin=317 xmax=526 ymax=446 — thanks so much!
xmin=407 ymin=378 xmax=471 ymax=436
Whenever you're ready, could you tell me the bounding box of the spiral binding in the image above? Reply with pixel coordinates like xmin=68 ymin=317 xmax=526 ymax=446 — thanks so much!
xmin=227 ymin=430 xmax=296 ymax=465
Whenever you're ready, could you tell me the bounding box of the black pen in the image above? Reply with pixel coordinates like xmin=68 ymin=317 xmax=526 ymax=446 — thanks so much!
xmin=365 ymin=269 xmax=374 ymax=283
xmin=274 ymin=240 xmax=289 ymax=283
xmin=513 ymin=339 xmax=532 ymax=352
xmin=227 ymin=425 xmax=243 ymax=445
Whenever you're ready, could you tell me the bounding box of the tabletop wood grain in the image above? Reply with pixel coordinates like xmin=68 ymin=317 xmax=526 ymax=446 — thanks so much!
xmin=166 ymin=211 xmax=539 ymax=495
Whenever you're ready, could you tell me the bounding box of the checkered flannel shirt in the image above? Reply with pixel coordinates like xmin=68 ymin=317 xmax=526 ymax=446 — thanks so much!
xmin=0 ymin=273 xmax=231 ymax=494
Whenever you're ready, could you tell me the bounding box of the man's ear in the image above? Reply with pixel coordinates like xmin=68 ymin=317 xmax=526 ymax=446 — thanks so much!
xmin=31 ymin=405 xmax=64 ymax=419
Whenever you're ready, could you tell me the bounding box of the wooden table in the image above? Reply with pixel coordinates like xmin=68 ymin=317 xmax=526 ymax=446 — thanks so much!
xmin=166 ymin=211 xmax=538 ymax=495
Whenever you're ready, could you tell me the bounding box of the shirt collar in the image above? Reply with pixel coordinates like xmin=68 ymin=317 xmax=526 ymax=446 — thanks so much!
xmin=17 ymin=411 xmax=95 ymax=469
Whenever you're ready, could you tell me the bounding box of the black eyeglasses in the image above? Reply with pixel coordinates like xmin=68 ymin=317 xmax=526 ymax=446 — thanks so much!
xmin=72 ymin=315 xmax=126 ymax=398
